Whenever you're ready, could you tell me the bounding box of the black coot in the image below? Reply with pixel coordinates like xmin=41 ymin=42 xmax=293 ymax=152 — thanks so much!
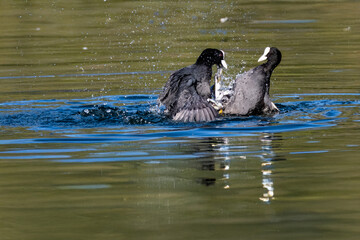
xmin=158 ymin=48 xmax=227 ymax=122
xmin=222 ymin=47 xmax=281 ymax=115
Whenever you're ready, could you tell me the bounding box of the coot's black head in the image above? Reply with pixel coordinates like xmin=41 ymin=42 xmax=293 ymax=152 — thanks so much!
xmin=258 ymin=47 xmax=282 ymax=69
xmin=196 ymin=48 xmax=228 ymax=69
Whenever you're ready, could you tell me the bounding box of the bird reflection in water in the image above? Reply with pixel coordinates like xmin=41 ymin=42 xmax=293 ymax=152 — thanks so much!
xmin=191 ymin=133 xmax=285 ymax=203
xmin=259 ymin=134 xmax=286 ymax=203
xmin=191 ymin=138 xmax=231 ymax=188
xmin=212 ymin=138 xmax=231 ymax=190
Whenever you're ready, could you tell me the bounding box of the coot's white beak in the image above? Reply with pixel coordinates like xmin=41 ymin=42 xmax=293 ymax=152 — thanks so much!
xmin=221 ymin=59 xmax=228 ymax=69
xmin=220 ymin=50 xmax=228 ymax=69
xmin=258 ymin=47 xmax=270 ymax=62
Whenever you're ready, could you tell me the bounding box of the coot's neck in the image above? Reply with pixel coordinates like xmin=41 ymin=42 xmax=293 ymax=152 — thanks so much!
xmin=261 ymin=62 xmax=276 ymax=94
xmin=262 ymin=55 xmax=281 ymax=94
xmin=262 ymin=50 xmax=281 ymax=73
xmin=262 ymin=59 xmax=280 ymax=73
xmin=193 ymin=63 xmax=213 ymax=83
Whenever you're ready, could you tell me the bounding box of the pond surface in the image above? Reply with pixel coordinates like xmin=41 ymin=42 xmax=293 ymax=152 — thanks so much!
xmin=0 ymin=1 xmax=359 ymax=240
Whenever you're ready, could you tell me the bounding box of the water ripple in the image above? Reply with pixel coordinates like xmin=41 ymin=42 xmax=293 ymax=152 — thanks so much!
xmin=0 ymin=93 xmax=358 ymax=138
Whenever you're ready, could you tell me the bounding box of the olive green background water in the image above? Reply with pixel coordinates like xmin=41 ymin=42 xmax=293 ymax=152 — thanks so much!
xmin=0 ymin=1 xmax=359 ymax=240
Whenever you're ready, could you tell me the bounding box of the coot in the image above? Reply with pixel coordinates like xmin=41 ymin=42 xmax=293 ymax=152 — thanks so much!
xmin=158 ymin=48 xmax=227 ymax=122
xmin=222 ymin=47 xmax=281 ymax=115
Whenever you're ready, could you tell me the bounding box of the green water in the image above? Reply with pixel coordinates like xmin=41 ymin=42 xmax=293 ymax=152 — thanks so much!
xmin=0 ymin=1 xmax=359 ymax=240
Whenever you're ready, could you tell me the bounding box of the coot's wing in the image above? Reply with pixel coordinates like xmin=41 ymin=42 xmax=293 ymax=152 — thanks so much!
xmin=158 ymin=70 xmax=185 ymax=111
xmin=172 ymin=75 xmax=218 ymax=122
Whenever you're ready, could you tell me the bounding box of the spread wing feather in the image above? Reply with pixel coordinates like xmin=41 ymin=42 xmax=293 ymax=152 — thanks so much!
xmin=159 ymin=66 xmax=217 ymax=122
xmin=158 ymin=69 xmax=191 ymax=111
xmin=173 ymin=88 xmax=218 ymax=122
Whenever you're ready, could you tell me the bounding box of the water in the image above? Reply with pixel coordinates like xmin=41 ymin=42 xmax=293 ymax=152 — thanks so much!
xmin=1 ymin=1 xmax=360 ymax=240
